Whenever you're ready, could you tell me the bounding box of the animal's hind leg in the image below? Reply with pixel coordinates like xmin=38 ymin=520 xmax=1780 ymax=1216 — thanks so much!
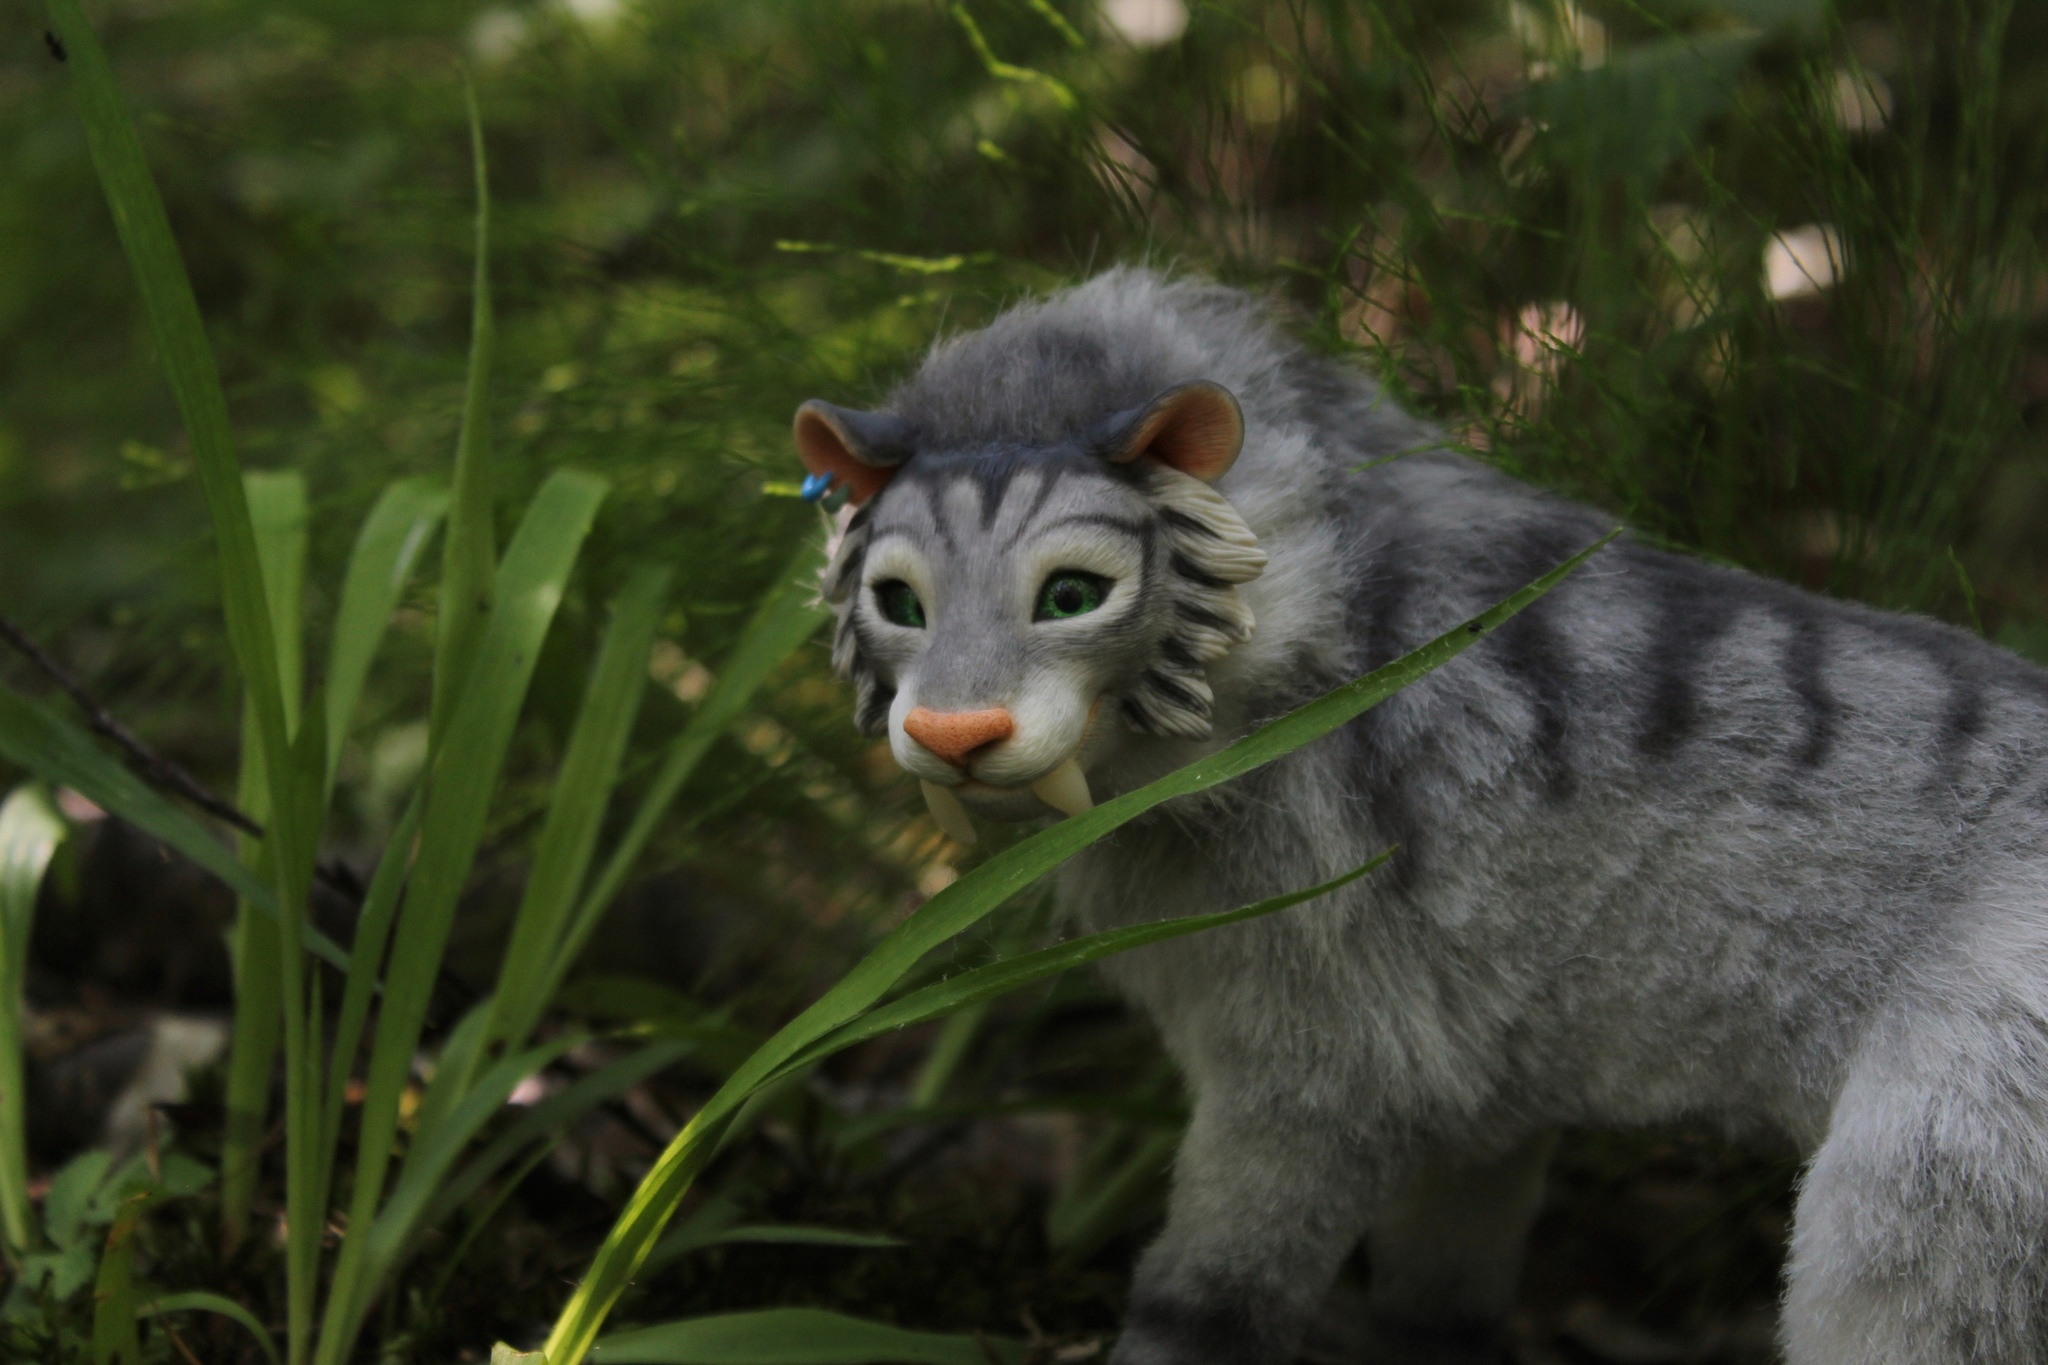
xmin=1358 ymin=1130 xmax=1556 ymax=1365
xmin=1110 ymin=1094 xmax=1380 ymax=1365
xmin=1783 ymin=953 xmax=2048 ymax=1365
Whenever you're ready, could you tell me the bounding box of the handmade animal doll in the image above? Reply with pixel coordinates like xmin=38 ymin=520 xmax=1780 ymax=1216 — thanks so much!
xmin=791 ymin=268 xmax=2048 ymax=1365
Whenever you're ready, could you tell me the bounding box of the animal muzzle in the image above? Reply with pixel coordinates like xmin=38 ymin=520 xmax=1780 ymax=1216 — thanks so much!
xmin=901 ymin=705 xmax=1093 ymax=844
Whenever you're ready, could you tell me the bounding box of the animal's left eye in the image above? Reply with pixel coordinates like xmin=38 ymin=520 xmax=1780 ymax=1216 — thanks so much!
xmin=1035 ymin=571 xmax=1110 ymax=621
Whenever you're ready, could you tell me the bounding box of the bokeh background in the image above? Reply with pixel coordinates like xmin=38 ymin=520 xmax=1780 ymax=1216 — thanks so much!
xmin=2 ymin=0 xmax=2045 ymax=1360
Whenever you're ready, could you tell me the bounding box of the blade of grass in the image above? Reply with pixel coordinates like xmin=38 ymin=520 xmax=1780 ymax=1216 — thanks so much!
xmin=590 ymin=1308 xmax=1024 ymax=1365
xmin=485 ymin=563 xmax=670 ymax=1055
xmin=141 ymin=1292 xmax=282 ymax=1365
xmin=316 ymin=469 xmax=608 ymax=1365
xmin=325 ymin=478 xmax=450 ymax=786
xmin=541 ymin=530 xmax=1615 ymax=1365
xmin=314 ymin=786 xmax=426 ymax=1225
xmin=536 ymin=541 xmax=827 ymax=1010
xmin=43 ymin=0 xmax=310 ymax=935
xmin=431 ymin=76 xmax=497 ymax=741
xmin=90 ymin=1195 xmax=145 ymax=1365
xmin=0 ymin=686 xmax=350 ymax=966
xmin=221 ymin=471 xmax=308 ymax=1251
xmin=414 ymin=1039 xmax=696 ymax=1245
xmin=0 ymin=785 xmax=66 ymax=1261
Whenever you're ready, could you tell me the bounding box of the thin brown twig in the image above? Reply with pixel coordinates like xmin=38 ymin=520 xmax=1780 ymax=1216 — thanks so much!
xmin=0 ymin=611 xmax=369 ymax=906
xmin=0 ymin=610 xmax=263 ymax=837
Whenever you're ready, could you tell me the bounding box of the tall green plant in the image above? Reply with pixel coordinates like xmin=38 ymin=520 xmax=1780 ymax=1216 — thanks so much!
xmin=0 ymin=784 xmax=67 ymax=1264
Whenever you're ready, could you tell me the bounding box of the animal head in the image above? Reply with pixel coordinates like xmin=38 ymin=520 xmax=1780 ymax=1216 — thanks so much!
xmin=796 ymin=379 xmax=1267 ymax=840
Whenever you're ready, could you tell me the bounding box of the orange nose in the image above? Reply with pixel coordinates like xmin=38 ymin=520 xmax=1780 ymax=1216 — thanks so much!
xmin=903 ymin=706 xmax=1015 ymax=767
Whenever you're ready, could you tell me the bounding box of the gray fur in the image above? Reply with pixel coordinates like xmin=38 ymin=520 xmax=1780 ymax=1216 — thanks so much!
xmin=807 ymin=268 xmax=2048 ymax=1364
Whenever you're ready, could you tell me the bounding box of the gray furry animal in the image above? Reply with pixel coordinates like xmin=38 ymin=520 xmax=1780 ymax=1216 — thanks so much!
xmin=790 ymin=268 xmax=2048 ymax=1365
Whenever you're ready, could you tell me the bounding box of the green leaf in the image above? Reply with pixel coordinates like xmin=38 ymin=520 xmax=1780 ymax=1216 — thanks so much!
xmin=45 ymin=0 xmax=310 ymax=987
xmin=142 ymin=1292 xmax=281 ymax=1365
xmin=90 ymin=1196 xmax=145 ymax=1365
xmin=486 ymin=564 xmax=671 ymax=1054
xmin=318 ymin=468 xmax=609 ymax=1365
xmin=541 ymin=531 xmax=1618 ymax=1365
xmin=539 ymin=541 xmax=828 ymax=1010
xmin=325 ymin=477 xmax=450 ymax=784
xmin=42 ymin=1150 xmax=111 ymax=1248
xmin=592 ymin=1309 xmax=1024 ymax=1365
xmin=0 ymin=785 xmax=66 ymax=1259
xmin=787 ymin=853 xmax=1390 ymax=1081
xmin=432 ymin=78 xmax=498 ymax=741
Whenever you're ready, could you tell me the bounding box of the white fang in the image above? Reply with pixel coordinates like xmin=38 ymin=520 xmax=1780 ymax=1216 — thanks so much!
xmin=1030 ymin=758 xmax=1095 ymax=818
xmin=921 ymin=780 xmax=978 ymax=844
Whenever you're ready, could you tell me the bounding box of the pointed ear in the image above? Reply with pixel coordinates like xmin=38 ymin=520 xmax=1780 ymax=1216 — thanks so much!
xmin=1092 ymin=381 xmax=1245 ymax=483
xmin=793 ymin=401 xmax=915 ymax=505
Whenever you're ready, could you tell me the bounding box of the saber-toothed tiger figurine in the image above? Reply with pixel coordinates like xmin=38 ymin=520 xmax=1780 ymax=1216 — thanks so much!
xmin=792 ymin=268 xmax=2048 ymax=1364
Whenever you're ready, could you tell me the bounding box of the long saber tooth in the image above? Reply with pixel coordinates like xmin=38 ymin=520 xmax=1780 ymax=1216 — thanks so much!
xmin=1030 ymin=758 xmax=1094 ymax=818
xmin=920 ymin=780 xmax=977 ymax=845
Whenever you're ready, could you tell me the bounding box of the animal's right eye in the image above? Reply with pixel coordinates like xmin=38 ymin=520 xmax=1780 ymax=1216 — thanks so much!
xmin=874 ymin=580 xmax=926 ymax=629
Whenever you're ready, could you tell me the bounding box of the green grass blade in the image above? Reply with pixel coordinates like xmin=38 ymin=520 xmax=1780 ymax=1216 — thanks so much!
xmin=354 ymin=1033 xmax=587 ymax=1299
xmin=485 ymin=563 xmax=670 ymax=1055
xmin=538 ymin=543 xmax=827 ymax=1009
xmin=314 ymin=786 xmax=425 ymax=1224
xmin=90 ymin=1196 xmax=146 ymax=1365
xmin=142 ymin=1292 xmax=282 ymax=1365
xmin=221 ymin=471 xmax=308 ymax=1252
xmin=325 ymin=478 xmax=450 ymax=784
xmin=431 ymin=76 xmax=498 ymax=741
xmin=0 ymin=686 xmax=357 ymax=965
xmin=43 ymin=0 xmax=308 ymax=930
xmin=784 ymin=852 xmax=1390 ymax=1079
xmin=415 ymin=1039 xmax=695 ymax=1244
xmin=591 ymin=1309 xmax=1024 ymax=1365
xmin=0 ymin=785 xmax=67 ymax=1260
xmin=317 ymin=469 xmax=608 ymax=1365
xmin=540 ymin=530 xmax=1618 ymax=1365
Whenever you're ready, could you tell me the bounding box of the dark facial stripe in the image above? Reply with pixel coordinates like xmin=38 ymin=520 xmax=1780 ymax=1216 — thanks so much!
xmin=1780 ymin=609 xmax=1837 ymax=769
xmin=1029 ymin=512 xmax=1151 ymax=541
xmin=1170 ymin=549 xmax=1230 ymax=590
xmin=1157 ymin=505 xmax=1220 ymax=539
xmin=1141 ymin=668 xmax=1205 ymax=714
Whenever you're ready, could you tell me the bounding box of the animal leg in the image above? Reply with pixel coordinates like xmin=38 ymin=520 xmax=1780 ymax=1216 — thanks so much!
xmin=1783 ymin=962 xmax=2048 ymax=1364
xmin=1109 ymin=1094 xmax=1378 ymax=1365
xmin=1358 ymin=1130 xmax=1555 ymax=1365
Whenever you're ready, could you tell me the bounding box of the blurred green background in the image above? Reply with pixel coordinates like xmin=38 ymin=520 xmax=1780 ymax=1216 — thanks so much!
xmin=1 ymin=0 xmax=2045 ymax=1359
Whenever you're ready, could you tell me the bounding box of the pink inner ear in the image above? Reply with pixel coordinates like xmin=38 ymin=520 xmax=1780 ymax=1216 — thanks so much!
xmin=793 ymin=404 xmax=897 ymax=505
xmin=1118 ymin=383 xmax=1245 ymax=483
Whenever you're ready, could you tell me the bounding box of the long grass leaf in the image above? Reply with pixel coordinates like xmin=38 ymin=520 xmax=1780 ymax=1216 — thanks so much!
xmin=432 ymin=77 xmax=498 ymax=740
xmin=0 ymin=686 xmax=354 ymax=965
xmin=325 ymin=478 xmax=450 ymax=784
xmin=142 ymin=1292 xmax=282 ymax=1365
xmin=782 ymin=852 xmax=1390 ymax=1078
xmin=221 ymin=471 xmax=308 ymax=1251
xmin=415 ymin=1040 xmax=695 ymax=1245
xmin=486 ymin=563 xmax=670 ymax=1054
xmin=539 ymin=542 xmax=827 ymax=1008
xmin=541 ymin=530 xmax=1618 ymax=1364
xmin=42 ymin=0 xmax=309 ymax=918
xmin=0 ymin=785 xmax=66 ymax=1259
xmin=591 ymin=1308 xmax=1024 ymax=1365
xmin=90 ymin=1196 xmax=145 ymax=1365
xmin=317 ymin=468 xmax=608 ymax=1365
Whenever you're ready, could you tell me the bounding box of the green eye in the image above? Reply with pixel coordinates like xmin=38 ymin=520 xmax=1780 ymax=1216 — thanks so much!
xmin=875 ymin=580 xmax=925 ymax=629
xmin=1035 ymin=571 xmax=1110 ymax=621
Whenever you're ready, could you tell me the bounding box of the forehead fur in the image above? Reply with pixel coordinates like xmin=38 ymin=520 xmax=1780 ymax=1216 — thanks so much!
xmin=885 ymin=267 xmax=1289 ymax=449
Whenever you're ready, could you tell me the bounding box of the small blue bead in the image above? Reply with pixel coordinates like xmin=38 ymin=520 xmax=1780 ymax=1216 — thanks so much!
xmin=800 ymin=472 xmax=835 ymax=502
